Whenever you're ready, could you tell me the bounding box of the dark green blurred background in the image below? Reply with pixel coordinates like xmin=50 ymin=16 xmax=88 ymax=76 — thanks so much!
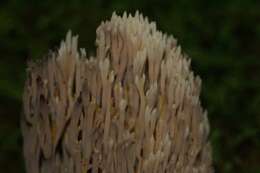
xmin=0 ymin=0 xmax=259 ymax=172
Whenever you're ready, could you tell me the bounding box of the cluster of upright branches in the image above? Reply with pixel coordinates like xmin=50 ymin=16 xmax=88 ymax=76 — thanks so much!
xmin=22 ymin=12 xmax=213 ymax=173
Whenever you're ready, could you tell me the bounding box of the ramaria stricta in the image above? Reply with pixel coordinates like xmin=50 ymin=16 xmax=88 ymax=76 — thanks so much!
xmin=22 ymin=12 xmax=213 ymax=173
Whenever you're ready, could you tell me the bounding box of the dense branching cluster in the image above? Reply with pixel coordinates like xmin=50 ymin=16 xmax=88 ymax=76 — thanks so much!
xmin=22 ymin=12 xmax=213 ymax=173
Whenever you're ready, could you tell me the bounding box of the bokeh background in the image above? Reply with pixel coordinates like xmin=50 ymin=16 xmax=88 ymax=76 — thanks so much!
xmin=0 ymin=0 xmax=259 ymax=172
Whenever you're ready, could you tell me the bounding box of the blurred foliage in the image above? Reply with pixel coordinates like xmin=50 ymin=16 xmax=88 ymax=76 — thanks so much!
xmin=0 ymin=0 xmax=260 ymax=172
